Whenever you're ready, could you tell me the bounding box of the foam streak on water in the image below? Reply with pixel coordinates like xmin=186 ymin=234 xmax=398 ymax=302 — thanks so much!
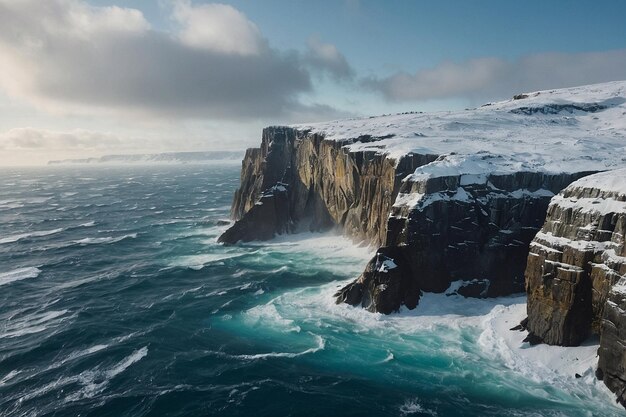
xmin=0 ymin=164 xmax=622 ymax=417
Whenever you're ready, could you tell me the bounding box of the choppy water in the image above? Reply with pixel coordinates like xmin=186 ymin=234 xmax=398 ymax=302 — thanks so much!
xmin=0 ymin=164 xmax=622 ymax=417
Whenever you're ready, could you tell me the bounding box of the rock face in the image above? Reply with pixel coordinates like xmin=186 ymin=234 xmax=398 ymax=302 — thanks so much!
xmin=598 ymin=279 xmax=626 ymax=407
xmin=221 ymin=81 xmax=626 ymax=314
xmin=525 ymin=171 xmax=626 ymax=345
xmin=523 ymin=169 xmax=626 ymax=403
xmin=336 ymin=166 xmax=591 ymax=312
xmin=219 ymin=126 xmax=437 ymax=246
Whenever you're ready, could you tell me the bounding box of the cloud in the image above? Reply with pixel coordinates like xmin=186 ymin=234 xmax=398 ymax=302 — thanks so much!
xmin=173 ymin=1 xmax=266 ymax=55
xmin=0 ymin=0 xmax=348 ymax=121
xmin=0 ymin=128 xmax=124 ymax=151
xmin=366 ymin=49 xmax=626 ymax=101
xmin=304 ymin=36 xmax=354 ymax=80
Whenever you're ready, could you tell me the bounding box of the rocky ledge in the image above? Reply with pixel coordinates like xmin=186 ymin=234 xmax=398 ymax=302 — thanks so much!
xmin=524 ymin=169 xmax=626 ymax=405
xmin=221 ymin=81 xmax=626 ymax=315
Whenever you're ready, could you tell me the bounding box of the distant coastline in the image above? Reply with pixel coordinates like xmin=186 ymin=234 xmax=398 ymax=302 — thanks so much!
xmin=48 ymin=151 xmax=244 ymax=165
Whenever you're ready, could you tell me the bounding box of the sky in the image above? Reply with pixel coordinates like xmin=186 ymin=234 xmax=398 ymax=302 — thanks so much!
xmin=1 ymin=0 xmax=626 ymax=165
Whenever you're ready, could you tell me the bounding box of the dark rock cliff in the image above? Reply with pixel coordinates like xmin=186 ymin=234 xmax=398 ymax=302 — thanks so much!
xmin=336 ymin=169 xmax=590 ymax=313
xmin=219 ymin=126 xmax=437 ymax=246
xmin=523 ymin=170 xmax=626 ymax=404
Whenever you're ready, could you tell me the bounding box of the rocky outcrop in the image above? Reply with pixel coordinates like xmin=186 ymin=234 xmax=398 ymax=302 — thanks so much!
xmin=525 ymin=172 xmax=626 ymax=346
xmin=335 ymin=166 xmax=590 ymax=312
xmin=219 ymin=126 xmax=437 ymax=246
xmin=598 ymin=279 xmax=626 ymax=407
xmin=523 ymin=169 xmax=626 ymax=404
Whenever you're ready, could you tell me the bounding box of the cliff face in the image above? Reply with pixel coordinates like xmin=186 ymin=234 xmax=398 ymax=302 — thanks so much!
xmin=525 ymin=178 xmax=626 ymax=346
xmin=599 ymin=278 xmax=626 ymax=407
xmin=337 ymin=167 xmax=590 ymax=313
xmin=219 ymin=126 xmax=437 ymax=246
xmin=523 ymin=169 xmax=626 ymax=403
xmin=221 ymin=81 xmax=626 ymax=315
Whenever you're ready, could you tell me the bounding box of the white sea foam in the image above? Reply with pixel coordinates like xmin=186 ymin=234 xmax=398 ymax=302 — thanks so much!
xmin=0 ymin=309 xmax=70 ymax=339
xmin=242 ymin=277 xmax=623 ymax=412
xmin=0 ymin=228 xmax=64 ymax=244
xmin=381 ymin=350 xmax=395 ymax=363
xmin=0 ymin=370 xmax=22 ymax=387
xmin=106 ymin=346 xmax=148 ymax=379
xmin=244 ymin=303 xmax=301 ymax=333
xmin=20 ymin=346 xmax=148 ymax=403
xmin=399 ymin=398 xmax=437 ymax=416
xmin=232 ymin=333 xmax=325 ymax=360
xmin=169 ymin=252 xmax=246 ymax=270
xmin=65 ymin=346 xmax=148 ymax=402
xmin=73 ymin=233 xmax=137 ymax=245
xmin=0 ymin=267 xmax=41 ymax=286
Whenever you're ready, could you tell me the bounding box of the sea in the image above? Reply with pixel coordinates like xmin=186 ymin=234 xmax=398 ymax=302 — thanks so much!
xmin=0 ymin=163 xmax=623 ymax=417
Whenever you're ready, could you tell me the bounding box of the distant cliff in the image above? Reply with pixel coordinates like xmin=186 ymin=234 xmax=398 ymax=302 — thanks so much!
xmin=524 ymin=169 xmax=626 ymax=405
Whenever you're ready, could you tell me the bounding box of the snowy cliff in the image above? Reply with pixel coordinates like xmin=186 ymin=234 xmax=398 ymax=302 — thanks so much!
xmin=221 ymin=80 xmax=626 ymax=313
xmin=523 ymin=169 xmax=626 ymax=405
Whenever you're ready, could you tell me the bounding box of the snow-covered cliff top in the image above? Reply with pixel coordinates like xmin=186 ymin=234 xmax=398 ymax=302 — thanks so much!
xmin=293 ymin=81 xmax=626 ymax=177
xmin=567 ymin=167 xmax=626 ymax=196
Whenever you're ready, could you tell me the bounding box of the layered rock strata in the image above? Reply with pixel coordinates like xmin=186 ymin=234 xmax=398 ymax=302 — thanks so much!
xmin=523 ymin=169 xmax=626 ymax=403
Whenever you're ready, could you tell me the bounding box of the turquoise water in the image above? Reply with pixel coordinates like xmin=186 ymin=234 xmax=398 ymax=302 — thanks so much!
xmin=0 ymin=164 xmax=622 ymax=417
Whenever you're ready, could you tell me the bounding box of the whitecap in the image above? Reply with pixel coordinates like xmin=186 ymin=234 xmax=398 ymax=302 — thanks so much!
xmin=233 ymin=333 xmax=325 ymax=360
xmin=169 ymin=252 xmax=245 ymax=270
xmin=0 ymin=228 xmax=64 ymax=244
xmin=73 ymin=233 xmax=137 ymax=245
xmin=105 ymin=346 xmax=148 ymax=379
xmin=381 ymin=350 xmax=395 ymax=363
xmin=17 ymin=347 xmax=148 ymax=403
xmin=0 ymin=267 xmax=41 ymax=286
xmin=244 ymin=303 xmax=301 ymax=333
xmin=399 ymin=398 xmax=437 ymax=416
xmin=0 ymin=309 xmax=70 ymax=338
xmin=0 ymin=370 xmax=22 ymax=387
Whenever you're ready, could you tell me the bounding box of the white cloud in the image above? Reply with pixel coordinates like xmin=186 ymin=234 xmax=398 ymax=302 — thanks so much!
xmin=173 ymin=1 xmax=265 ymax=55
xmin=305 ymin=36 xmax=354 ymax=80
xmin=366 ymin=49 xmax=626 ymax=102
xmin=0 ymin=0 xmax=347 ymax=121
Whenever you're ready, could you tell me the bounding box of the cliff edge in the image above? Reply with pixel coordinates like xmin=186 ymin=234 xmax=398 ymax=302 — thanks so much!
xmin=221 ymin=81 xmax=626 ymax=315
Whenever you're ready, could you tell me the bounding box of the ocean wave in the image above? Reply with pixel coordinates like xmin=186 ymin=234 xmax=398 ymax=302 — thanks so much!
xmin=67 ymin=346 xmax=148 ymax=402
xmin=399 ymin=398 xmax=437 ymax=416
xmin=0 ymin=267 xmax=41 ymax=286
xmin=0 ymin=370 xmax=22 ymax=387
xmin=0 ymin=309 xmax=70 ymax=339
xmin=19 ymin=346 xmax=148 ymax=404
xmin=0 ymin=228 xmax=64 ymax=244
xmin=169 ymin=252 xmax=246 ymax=270
xmin=0 ymin=199 xmax=24 ymax=209
xmin=73 ymin=233 xmax=137 ymax=245
xmin=244 ymin=303 xmax=301 ymax=333
xmin=224 ymin=333 xmax=325 ymax=361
